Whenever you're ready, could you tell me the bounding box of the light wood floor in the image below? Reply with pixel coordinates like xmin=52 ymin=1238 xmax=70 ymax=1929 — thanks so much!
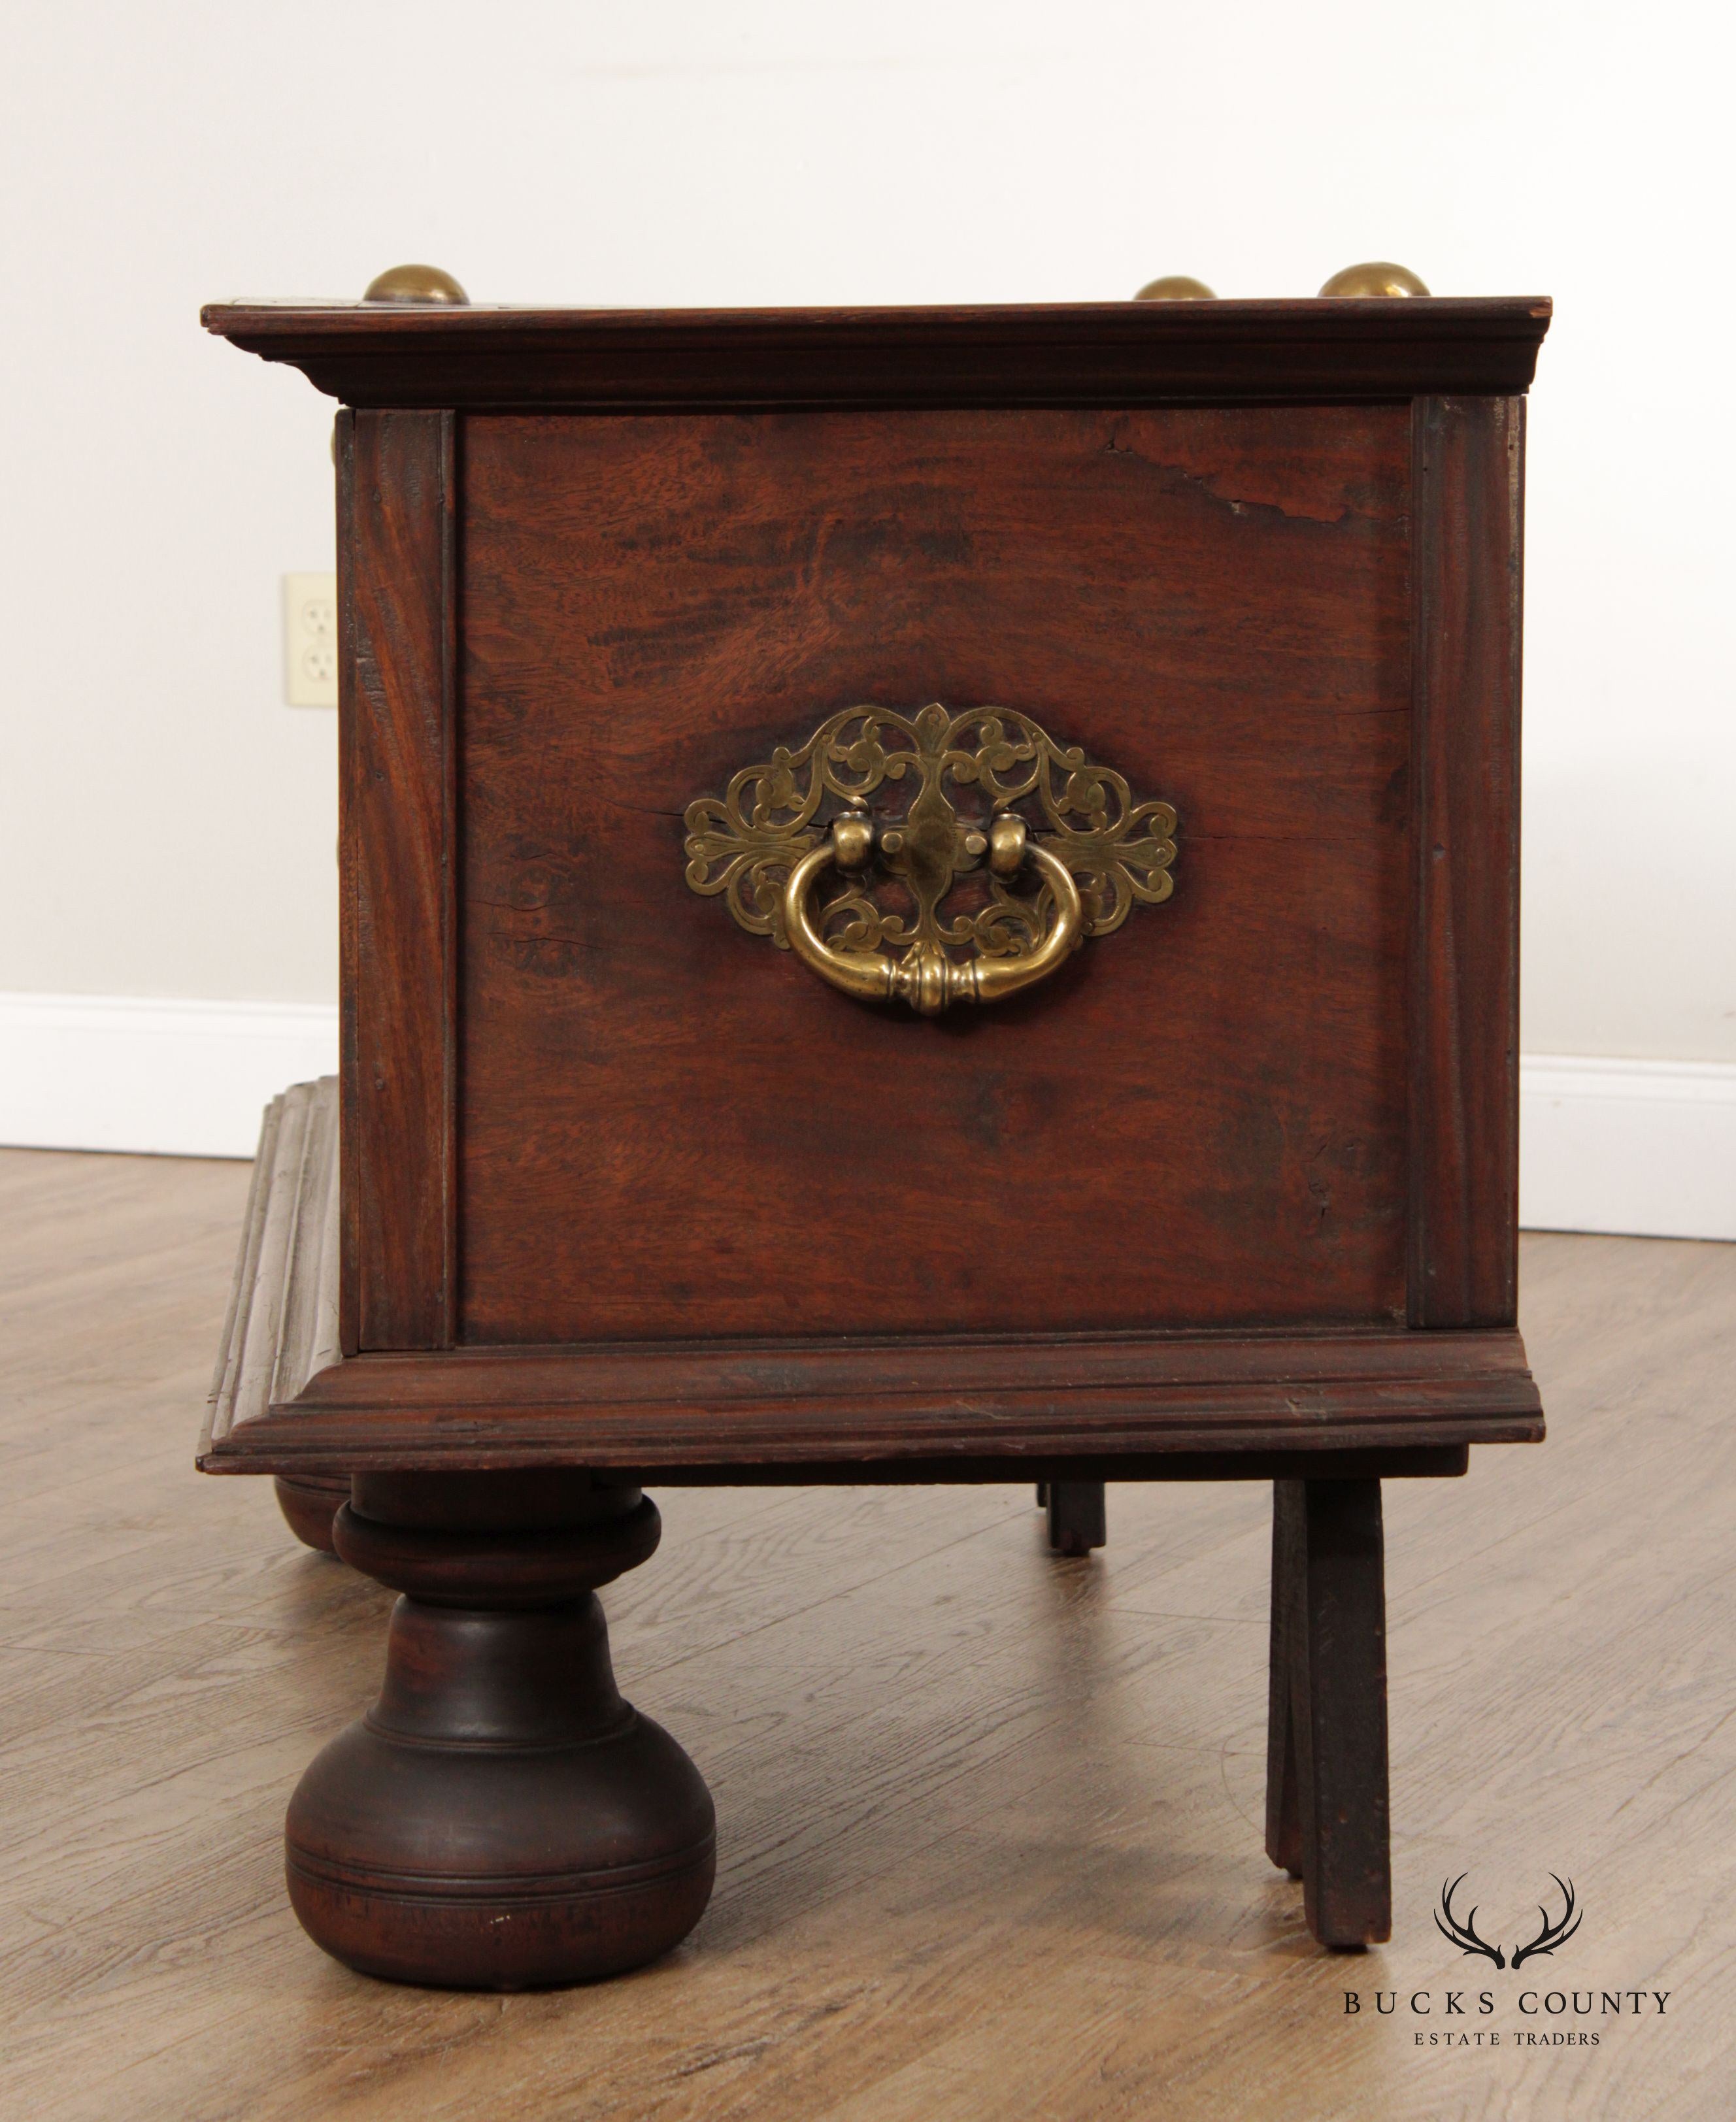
xmin=1 ymin=1148 xmax=1732 ymax=2122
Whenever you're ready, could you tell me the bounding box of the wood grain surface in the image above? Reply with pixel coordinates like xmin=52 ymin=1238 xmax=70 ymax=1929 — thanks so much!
xmin=341 ymin=409 xmax=457 ymax=1352
xmin=2 ymin=1145 xmax=1730 ymax=2120
xmin=199 ymin=296 xmax=1552 ymax=410
xmin=1271 ymin=1477 xmax=1391 ymax=1944
xmin=201 ymin=1084 xmax=1541 ymax=1470
xmin=1407 ymin=397 xmax=1525 ymax=1327
xmin=459 ymin=404 xmax=1413 ymax=1344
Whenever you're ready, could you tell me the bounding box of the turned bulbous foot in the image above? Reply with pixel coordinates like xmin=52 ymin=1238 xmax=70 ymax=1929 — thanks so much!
xmin=285 ymin=1475 xmax=715 ymax=1989
xmin=275 ymin=1473 xmax=348 ymax=1553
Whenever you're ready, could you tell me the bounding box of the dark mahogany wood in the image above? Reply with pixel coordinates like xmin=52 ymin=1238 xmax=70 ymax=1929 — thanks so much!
xmin=219 ymin=1336 xmax=1539 ymax=1468
xmin=1266 ymin=1478 xmax=1391 ymax=1946
xmin=199 ymin=294 xmax=1551 ymax=1985
xmin=201 ymin=310 xmax=1550 ymax=1450
xmin=275 ymin=1473 xmax=347 ymax=1553
xmin=286 ymin=1472 xmax=714 ymax=1989
xmin=201 ymin=298 xmax=1551 ymax=410
xmin=634 ymin=1450 xmax=1471 ymax=1484
xmin=339 ymin=410 xmax=458 ymax=1353
xmin=459 ymin=405 xmax=1411 ymax=1346
xmin=1407 ymin=396 xmax=1525 ymax=1328
xmin=198 ymin=1079 xmax=1541 ymax=1474
xmin=1042 ymin=1480 xmax=1107 ymax=1556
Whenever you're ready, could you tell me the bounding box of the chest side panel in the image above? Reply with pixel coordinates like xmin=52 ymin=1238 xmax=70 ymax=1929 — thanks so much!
xmin=458 ymin=405 xmax=1412 ymax=1343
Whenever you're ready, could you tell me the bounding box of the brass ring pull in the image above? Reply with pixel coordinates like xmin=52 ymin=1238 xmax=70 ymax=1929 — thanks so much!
xmin=782 ymin=816 xmax=1083 ymax=1018
xmin=684 ymin=702 xmax=1177 ymax=1018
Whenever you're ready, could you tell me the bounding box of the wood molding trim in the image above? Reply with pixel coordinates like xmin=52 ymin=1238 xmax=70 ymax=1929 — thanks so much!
xmin=203 ymin=1078 xmax=341 ymax=1461
xmin=203 ymin=1081 xmax=1541 ymax=1475
xmin=203 ymin=298 xmax=1552 ymax=411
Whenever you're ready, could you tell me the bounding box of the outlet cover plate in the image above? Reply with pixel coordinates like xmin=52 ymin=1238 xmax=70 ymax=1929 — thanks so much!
xmin=284 ymin=572 xmax=338 ymax=707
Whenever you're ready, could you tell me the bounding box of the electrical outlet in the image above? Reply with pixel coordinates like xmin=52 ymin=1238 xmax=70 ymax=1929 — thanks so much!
xmin=284 ymin=572 xmax=339 ymax=706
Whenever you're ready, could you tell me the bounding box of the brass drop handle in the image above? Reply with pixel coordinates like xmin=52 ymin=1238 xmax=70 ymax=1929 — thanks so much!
xmin=782 ymin=813 xmax=1084 ymax=1018
xmin=684 ymin=702 xmax=1177 ymax=1015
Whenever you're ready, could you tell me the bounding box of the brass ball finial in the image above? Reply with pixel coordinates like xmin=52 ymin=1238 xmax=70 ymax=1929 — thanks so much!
xmin=1133 ymin=274 xmax=1216 ymax=301
xmin=362 ymin=263 xmax=470 ymax=305
xmin=1318 ymin=261 xmax=1430 ymax=299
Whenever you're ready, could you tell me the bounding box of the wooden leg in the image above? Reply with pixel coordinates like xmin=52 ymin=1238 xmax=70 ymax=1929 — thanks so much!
xmin=1266 ymin=1478 xmax=1390 ymax=1948
xmin=274 ymin=1474 xmax=348 ymax=1555
xmin=285 ymin=1472 xmax=716 ymax=1989
xmin=1044 ymin=1480 xmax=1107 ymax=1556
xmin=1263 ymin=1487 xmax=1304 ymax=1880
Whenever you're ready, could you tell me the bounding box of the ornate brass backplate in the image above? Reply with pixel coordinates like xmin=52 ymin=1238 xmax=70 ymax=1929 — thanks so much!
xmin=682 ymin=703 xmax=1178 ymax=1015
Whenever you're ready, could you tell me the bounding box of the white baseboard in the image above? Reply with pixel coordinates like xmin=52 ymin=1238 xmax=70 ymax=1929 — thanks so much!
xmin=0 ymin=992 xmax=339 ymax=1159
xmin=1518 ymin=1054 xmax=1736 ymax=1242
xmin=1 ymin=995 xmax=1731 ymax=1240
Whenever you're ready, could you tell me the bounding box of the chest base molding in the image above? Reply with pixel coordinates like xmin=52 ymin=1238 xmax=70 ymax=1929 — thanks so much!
xmin=201 ymin=1080 xmax=1539 ymax=1479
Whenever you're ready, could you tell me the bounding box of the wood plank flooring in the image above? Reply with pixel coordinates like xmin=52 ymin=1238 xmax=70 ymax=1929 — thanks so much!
xmin=0 ymin=1146 xmax=1731 ymax=2120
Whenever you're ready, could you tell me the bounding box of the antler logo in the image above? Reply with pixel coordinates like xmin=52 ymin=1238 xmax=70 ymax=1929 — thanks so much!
xmin=1512 ymin=1876 xmax=1582 ymax=1968
xmin=1435 ymin=1876 xmax=1505 ymax=1967
xmin=1435 ymin=1874 xmax=1581 ymax=1971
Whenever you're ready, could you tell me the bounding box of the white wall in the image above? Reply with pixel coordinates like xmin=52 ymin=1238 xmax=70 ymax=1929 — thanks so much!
xmin=1 ymin=2 xmax=1732 ymax=1202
